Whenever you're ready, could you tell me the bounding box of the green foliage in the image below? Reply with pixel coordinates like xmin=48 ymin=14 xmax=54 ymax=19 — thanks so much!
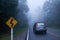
xmin=0 ymin=0 xmax=29 ymax=35
xmin=43 ymin=0 xmax=60 ymax=28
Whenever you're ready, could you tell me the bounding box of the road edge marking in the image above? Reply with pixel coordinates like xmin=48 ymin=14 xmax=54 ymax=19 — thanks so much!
xmin=27 ymin=28 xmax=29 ymax=40
xmin=48 ymin=32 xmax=60 ymax=38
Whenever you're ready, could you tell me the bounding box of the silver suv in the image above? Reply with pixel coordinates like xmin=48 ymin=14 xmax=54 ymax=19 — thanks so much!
xmin=33 ymin=22 xmax=47 ymax=34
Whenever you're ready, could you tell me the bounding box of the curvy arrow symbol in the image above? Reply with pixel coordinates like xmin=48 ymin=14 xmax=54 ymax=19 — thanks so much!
xmin=10 ymin=18 xmax=13 ymax=27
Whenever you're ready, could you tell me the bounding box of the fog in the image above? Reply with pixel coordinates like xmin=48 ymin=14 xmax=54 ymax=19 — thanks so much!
xmin=27 ymin=0 xmax=47 ymax=26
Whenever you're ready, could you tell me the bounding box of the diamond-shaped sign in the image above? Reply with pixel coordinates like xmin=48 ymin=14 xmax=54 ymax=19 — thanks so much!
xmin=6 ymin=17 xmax=17 ymax=28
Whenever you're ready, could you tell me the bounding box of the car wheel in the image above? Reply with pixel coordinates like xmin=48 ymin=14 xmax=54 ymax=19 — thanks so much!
xmin=44 ymin=30 xmax=46 ymax=34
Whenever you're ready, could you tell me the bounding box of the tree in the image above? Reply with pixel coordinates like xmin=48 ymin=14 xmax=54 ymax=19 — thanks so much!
xmin=42 ymin=0 xmax=60 ymax=28
xmin=0 ymin=0 xmax=29 ymax=34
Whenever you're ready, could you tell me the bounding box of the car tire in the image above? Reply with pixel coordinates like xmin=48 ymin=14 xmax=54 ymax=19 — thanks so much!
xmin=44 ymin=30 xmax=46 ymax=34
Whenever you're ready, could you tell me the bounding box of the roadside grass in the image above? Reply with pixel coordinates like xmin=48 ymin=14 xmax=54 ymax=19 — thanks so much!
xmin=14 ymin=27 xmax=26 ymax=37
xmin=0 ymin=27 xmax=26 ymax=40
xmin=48 ymin=26 xmax=60 ymax=30
xmin=0 ymin=34 xmax=10 ymax=40
xmin=54 ymin=27 xmax=60 ymax=30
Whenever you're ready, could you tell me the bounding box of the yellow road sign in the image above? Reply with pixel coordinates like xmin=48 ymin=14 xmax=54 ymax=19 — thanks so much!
xmin=6 ymin=17 xmax=17 ymax=28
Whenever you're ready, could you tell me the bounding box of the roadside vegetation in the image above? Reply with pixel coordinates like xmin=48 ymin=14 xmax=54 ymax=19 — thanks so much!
xmin=0 ymin=27 xmax=27 ymax=40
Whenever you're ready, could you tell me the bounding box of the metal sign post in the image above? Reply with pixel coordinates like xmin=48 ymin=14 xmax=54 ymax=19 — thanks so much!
xmin=11 ymin=28 xmax=13 ymax=40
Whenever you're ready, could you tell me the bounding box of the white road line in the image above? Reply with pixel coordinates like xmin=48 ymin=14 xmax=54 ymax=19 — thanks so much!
xmin=27 ymin=28 xmax=29 ymax=40
xmin=48 ymin=32 xmax=60 ymax=38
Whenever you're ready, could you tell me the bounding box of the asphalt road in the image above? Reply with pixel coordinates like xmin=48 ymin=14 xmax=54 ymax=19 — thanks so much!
xmin=28 ymin=27 xmax=60 ymax=40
